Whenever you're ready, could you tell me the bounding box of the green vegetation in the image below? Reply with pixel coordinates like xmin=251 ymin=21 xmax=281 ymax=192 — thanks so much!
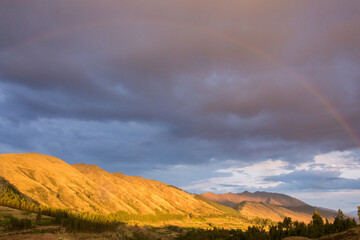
xmin=0 ymin=176 xmax=118 ymax=233
xmin=36 ymin=217 xmax=55 ymax=226
xmin=249 ymin=216 xmax=273 ymax=227
xmin=178 ymin=210 xmax=357 ymax=239
xmin=5 ymin=216 xmax=32 ymax=230
xmin=195 ymin=194 xmax=276 ymax=229
xmin=177 ymin=226 xmax=269 ymax=240
xmin=168 ymin=185 xmax=185 ymax=192
xmin=194 ymin=194 xmax=239 ymax=216
xmin=0 ymin=175 xmax=189 ymax=233
xmin=0 ymin=175 xmax=358 ymax=239
xmin=0 ymin=214 xmax=33 ymax=231
xmin=0 ymin=176 xmax=39 ymax=212
xmin=269 ymin=210 xmax=357 ymax=239
xmin=51 ymin=209 xmax=119 ymax=233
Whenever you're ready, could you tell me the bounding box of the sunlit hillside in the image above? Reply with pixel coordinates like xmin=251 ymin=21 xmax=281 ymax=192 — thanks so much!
xmin=0 ymin=152 xmax=349 ymax=228
xmin=0 ymin=153 xmax=222 ymax=216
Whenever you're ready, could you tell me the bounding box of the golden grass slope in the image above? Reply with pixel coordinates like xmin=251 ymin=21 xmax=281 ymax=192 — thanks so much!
xmin=0 ymin=153 xmax=221 ymax=216
xmin=236 ymin=202 xmax=312 ymax=223
xmin=72 ymin=163 xmax=221 ymax=215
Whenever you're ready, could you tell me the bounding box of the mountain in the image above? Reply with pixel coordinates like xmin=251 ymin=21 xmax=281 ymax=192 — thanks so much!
xmin=71 ymin=163 xmax=221 ymax=215
xmin=201 ymin=191 xmax=339 ymax=222
xmin=0 ymin=153 xmax=222 ymax=216
xmin=0 ymin=153 xmax=344 ymax=225
xmin=201 ymin=191 xmax=308 ymax=208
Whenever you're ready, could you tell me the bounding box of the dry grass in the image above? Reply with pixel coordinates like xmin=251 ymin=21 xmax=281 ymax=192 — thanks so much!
xmin=0 ymin=206 xmax=37 ymax=221
xmin=0 ymin=152 xmax=339 ymax=233
xmin=0 ymin=153 xmax=221 ymax=216
xmin=238 ymin=202 xmax=312 ymax=223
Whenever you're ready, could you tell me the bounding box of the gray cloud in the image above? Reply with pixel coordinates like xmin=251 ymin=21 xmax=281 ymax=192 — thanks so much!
xmin=0 ymin=0 xmax=360 ymax=173
xmin=266 ymin=170 xmax=360 ymax=191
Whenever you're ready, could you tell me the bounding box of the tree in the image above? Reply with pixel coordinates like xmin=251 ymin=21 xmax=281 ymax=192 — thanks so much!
xmin=283 ymin=217 xmax=293 ymax=236
xmin=36 ymin=212 xmax=42 ymax=223
xmin=338 ymin=209 xmax=344 ymax=219
xmin=311 ymin=211 xmax=324 ymax=238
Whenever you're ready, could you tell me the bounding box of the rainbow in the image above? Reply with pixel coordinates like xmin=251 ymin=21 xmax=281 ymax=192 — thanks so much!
xmin=1 ymin=18 xmax=359 ymax=148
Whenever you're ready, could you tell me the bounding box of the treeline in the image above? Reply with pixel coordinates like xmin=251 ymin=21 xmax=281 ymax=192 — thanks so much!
xmin=0 ymin=175 xmax=186 ymax=232
xmin=51 ymin=209 xmax=119 ymax=233
xmin=177 ymin=211 xmax=357 ymax=240
xmin=1 ymin=175 xmax=357 ymax=237
xmin=0 ymin=176 xmax=39 ymax=212
xmin=177 ymin=226 xmax=268 ymax=240
xmin=3 ymin=216 xmax=33 ymax=231
xmin=268 ymin=210 xmax=356 ymax=239
xmin=0 ymin=176 xmax=118 ymax=233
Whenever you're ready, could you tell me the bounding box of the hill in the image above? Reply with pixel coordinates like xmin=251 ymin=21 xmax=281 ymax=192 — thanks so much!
xmin=201 ymin=191 xmax=308 ymax=208
xmin=0 ymin=153 xmax=221 ymax=216
xmin=0 ymin=153 xmax=345 ymax=226
xmin=201 ymin=191 xmax=339 ymax=222
xmin=71 ymin=163 xmax=221 ymax=215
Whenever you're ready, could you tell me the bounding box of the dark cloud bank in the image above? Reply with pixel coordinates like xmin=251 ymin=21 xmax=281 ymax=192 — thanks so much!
xmin=1 ymin=0 xmax=360 ymax=205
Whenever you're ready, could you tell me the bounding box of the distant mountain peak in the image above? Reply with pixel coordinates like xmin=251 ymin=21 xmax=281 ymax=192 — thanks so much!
xmin=201 ymin=191 xmax=339 ymax=222
xmin=201 ymin=191 xmax=309 ymax=208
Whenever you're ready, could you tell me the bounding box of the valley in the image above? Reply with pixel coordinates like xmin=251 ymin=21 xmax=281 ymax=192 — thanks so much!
xmin=0 ymin=153 xmax=358 ymax=239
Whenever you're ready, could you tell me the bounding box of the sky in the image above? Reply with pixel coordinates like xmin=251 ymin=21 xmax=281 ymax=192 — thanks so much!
xmin=0 ymin=0 xmax=360 ymax=213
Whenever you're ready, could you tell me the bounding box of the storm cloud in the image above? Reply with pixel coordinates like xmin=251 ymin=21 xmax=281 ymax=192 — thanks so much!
xmin=1 ymin=0 xmax=360 ymax=210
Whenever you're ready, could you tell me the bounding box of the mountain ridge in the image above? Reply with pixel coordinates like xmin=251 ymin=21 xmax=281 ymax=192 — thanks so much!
xmin=201 ymin=191 xmax=308 ymax=208
xmin=0 ymin=153 xmax=221 ymax=216
xmin=0 ymin=153 xmax=343 ymax=224
xmin=200 ymin=191 xmax=340 ymax=222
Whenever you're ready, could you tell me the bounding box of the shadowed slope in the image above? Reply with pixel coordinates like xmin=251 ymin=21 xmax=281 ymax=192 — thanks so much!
xmin=201 ymin=191 xmax=308 ymax=208
xmin=201 ymin=191 xmax=339 ymax=222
